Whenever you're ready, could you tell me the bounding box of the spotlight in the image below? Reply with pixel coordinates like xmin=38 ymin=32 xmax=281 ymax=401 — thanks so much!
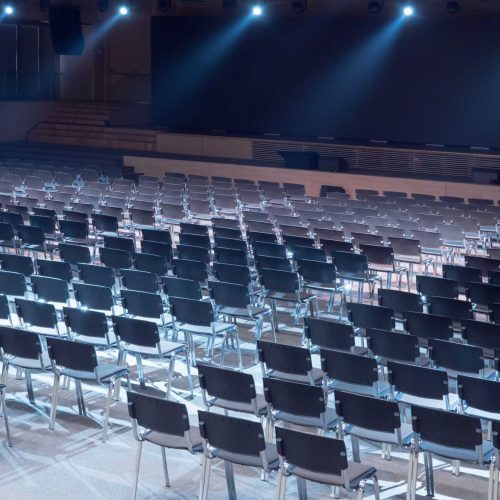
xmin=251 ymin=4 xmax=263 ymax=15
xmin=402 ymin=4 xmax=414 ymax=16
xmin=367 ymin=0 xmax=383 ymax=14
xmin=446 ymin=0 xmax=460 ymax=13
xmin=3 ymin=4 xmax=14 ymax=15
xmin=118 ymin=4 xmax=129 ymax=15
xmin=158 ymin=0 xmax=171 ymax=12
xmin=291 ymin=0 xmax=306 ymax=13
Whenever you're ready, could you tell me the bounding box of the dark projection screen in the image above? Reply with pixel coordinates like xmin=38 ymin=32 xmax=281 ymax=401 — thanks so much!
xmin=151 ymin=16 xmax=500 ymax=148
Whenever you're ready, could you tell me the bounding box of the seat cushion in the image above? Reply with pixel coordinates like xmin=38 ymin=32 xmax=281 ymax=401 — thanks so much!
xmin=144 ymin=427 xmax=203 ymax=452
xmin=209 ymin=394 xmax=267 ymax=416
xmin=288 ymin=461 xmax=377 ymax=488
xmin=268 ymin=367 xmax=323 ymax=385
xmin=345 ymin=422 xmax=413 ymax=447
xmin=274 ymin=406 xmax=340 ymax=430
xmin=177 ymin=322 xmax=235 ymax=336
xmin=121 ymin=339 xmax=187 ymax=357
xmin=267 ymin=291 xmax=315 ymax=302
xmin=8 ymin=351 xmax=51 ymax=371
xmin=419 ymin=440 xmax=494 ymax=463
xmin=211 ymin=442 xmax=279 ymax=470
xmin=61 ymin=362 xmax=128 ymax=382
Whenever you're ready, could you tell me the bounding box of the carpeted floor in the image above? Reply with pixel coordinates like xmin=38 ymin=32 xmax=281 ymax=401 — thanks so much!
xmin=0 ymin=302 xmax=494 ymax=500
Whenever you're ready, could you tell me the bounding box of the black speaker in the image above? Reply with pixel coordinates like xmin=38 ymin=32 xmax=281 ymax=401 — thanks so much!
xmin=49 ymin=5 xmax=85 ymax=55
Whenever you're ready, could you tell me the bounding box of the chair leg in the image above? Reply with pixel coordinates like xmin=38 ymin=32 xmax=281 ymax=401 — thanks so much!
xmin=102 ymin=379 xmax=114 ymax=443
xmin=357 ymin=480 xmax=366 ymax=500
xmin=75 ymin=379 xmax=87 ymax=417
xmin=185 ymin=348 xmax=194 ymax=399
xmin=351 ymin=435 xmax=361 ymax=463
xmin=133 ymin=440 xmax=143 ymax=500
xmin=372 ymin=475 xmax=380 ymax=500
xmin=49 ymin=373 xmax=61 ymax=431
xmin=136 ymin=355 xmax=146 ymax=388
xmin=25 ymin=369 xmax=35 ymax=404
xmin=234 ymin=328 xmax=243 ymax=371
xmin=271 ymin=300 xmax=279 ymax=333
xmin=199 ymin=455 xmax=212 ymax=500
xmin=160 ymin=446 xmax=170 ymax=487
xmin=424 ymin=451 xmax=435 ymax=497
xmin=276 ymin=471 xmax=286 ymax=500
xmin=297 ymin=476 xmax=307 ymax=500
xmin=406 ymin=449 xmax=417 ymax=500
xmin=1 ymin=389 xmax=12 ymax=447
xmin=488 ymin=461 xmax=495 ymax=500
xmin=224 ymin=460 xmax=237 ymax=500
xmin=166 ymin=356 xmax=176 ymax=399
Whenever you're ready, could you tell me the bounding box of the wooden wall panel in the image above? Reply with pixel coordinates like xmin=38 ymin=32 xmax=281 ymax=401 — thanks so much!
xmin=123 ymin=155 xmax=500 ymax=201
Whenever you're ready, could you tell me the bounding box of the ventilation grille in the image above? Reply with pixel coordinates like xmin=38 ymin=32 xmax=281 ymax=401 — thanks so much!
xmin=251 ymin=139 xmax=500 ymax=179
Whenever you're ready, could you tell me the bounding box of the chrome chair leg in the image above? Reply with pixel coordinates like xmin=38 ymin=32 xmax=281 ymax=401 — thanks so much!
xmin=161 ymin=446 xmax=170 ymax=487
xmin=372 ymin=475 xmax=381 ymax=500
xmin=351 ymin=435 xmax=361 ymax=463
xmin=166 ymin=356 xmax=176 ymax=399
xmin=424 ymin=451 xmax=435 ymax=497
xmin=1 ymin=389 xmax=12 ymax=447
xmin=356 ymin=480 xmax=366 ymax=500
xmin=224 ymin=461 xmax=237 ymax=500
xmin=297 ymin=476 xmax=307 ymax=500
xmin=133 ymin=440 xmax=143 ymax=500
xmin=199 ymin=455 xmax=212 ymax=500
xmin=25 ymin=369 xmax=35 ymax=404
xmin=75 ymin=379 xmax=86 ymax=416
xmin=184 ymin=348 xmax=194 ymax=399
xmin=136 ymin=355 xmax=146 ymax=388
xmin=49 ymin=372 xmax=61 ymax=431
xmin=276 ymin=471 xmax=287 ymax=500
xmin=102 ymin=379 xmax=114 ymax=443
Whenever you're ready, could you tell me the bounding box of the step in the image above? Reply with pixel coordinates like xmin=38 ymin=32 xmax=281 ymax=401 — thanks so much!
xmin=28 ymin=133 xmax=155 ymax=151
xmin=46 ymin=117 xmax=107 ymax=126
xmin=35 ymin=122 xmax=157 ymax=137
xmin=30 ymin=128 xmax=157 ymax=143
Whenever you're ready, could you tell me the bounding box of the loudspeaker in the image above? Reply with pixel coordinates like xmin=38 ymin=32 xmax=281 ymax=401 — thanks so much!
xmin=49 ymin=5 xmax=85 ymax=55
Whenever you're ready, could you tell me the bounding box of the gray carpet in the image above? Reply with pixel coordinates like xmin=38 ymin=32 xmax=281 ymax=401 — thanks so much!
xmin=0 ymin=302 xmax=494 ymax=500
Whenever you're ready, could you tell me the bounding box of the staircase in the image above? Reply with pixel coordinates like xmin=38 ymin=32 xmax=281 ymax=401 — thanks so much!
xmin=27 ymin=101 xmax=157 ymax=152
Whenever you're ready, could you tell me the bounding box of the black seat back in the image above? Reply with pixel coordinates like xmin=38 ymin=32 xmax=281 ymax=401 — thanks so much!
xmin=0 ymin=270 xmax=27 ymax=296
xmin=73 ymin=282 xmax=114 ymax=311
xmin=198 ymin=363 xmax=257 ymax=404
xmin=209 ymin=281 xmax=250 ymax=309
xmin=263 ymin=377 xmax=326 ymax=418
xmin=127 ymin=391 xmax=190 ymax=436
xmin=257 ymin=340 xmax=312 ymax=375
xmin=103 ymin=235 xmax=135 ymax=253
xmin=347 ymin=302 xmax=395 ymax=331
xmin=121 ymin=269 xmax=158 ymax=293
xmin=47 ymin=337 xmax=97 ymax=372
xmin=427 ymin=296 xmax=473 ymax=321
xmin=410 ymin=405 xmax=482 ymax=451
xmin=172 ymin=258 xmax=208 ymax=282
xmin=304 ymin=317 xmax=355 ymax=351
xmin=461 ymin=319 xmax=500 ymax=351
xmin=298 ymin=260 xmax=336 ymax=284
xmin=162 ymin=276 xmax=202 ymax=300
xmin=63 ymin=307 xmax=108 ymax=339
xmin=321 ymin=349 xmax=378 ymax=387
xmin=442 ymin=264 xmax=482 ymax=289
xmin=367 ymin=328 xmax=420 ymax=363
xmin=259 ymin=268 xmax=298 ymax=294
xmin=0 ymin=326 xmax=42 ymax=360
xmin=215 ymin=247 xmax=248 ymax=267
xmin=429 ymin=338 xmax=484 ymax=375
xmin=199 ymin=409 xmax=267 ymax=459
xmin=170 ymin=296 xmax=213 ymax=327
xmin=141 ymin=240 xmax=173 ymax=263
xmin=457 ymin=375 xmax=500 ymax=415
xmin=37 ymin=259 xmax=73 ymax=282
xmin=1 ymin=253 xmax=34 ymax=276
xmin=378 ymin=289 xmax=423 ymax=316
xmin=334 ymin=389 xmax=401 ymax=433
xmin=59 ymin=243 xmax=91 ymax=264
xmin=31 ymin=276 xmax=69 ymax=303
xmin=78 ymin=263 xmax=115 ymax=288
xmin=121 ymin=289 xmax=163 ymax=319
xmin=133 ymin=252 xmax=169 ymax=276
xmin=15 ymin=298 xmax=57 ymax=328
xmin=466 ymin=282 xmax=500 ymax=307
xmin=416 ymin=275 xmax=458 ymax=299
xmin=99 ymin=247 xmax=133 ymax=270
xmin=387 ymin=361 xmax=449 ymax=400
xmin=403 ymin=311 xmax=453 ymax=341
xmin=113 ymin=315 xmax=159 ymax=347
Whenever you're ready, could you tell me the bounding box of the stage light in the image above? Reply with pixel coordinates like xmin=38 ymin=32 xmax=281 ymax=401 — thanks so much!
xmin=292 ymin=0 xmax=306 ymax=13
xmin=367 ymin=0 xmax=383 ymax=14
xmin=446 ymin=0 xmax=460 ymax=13
xmin=402 ymin=4 xmax=414 ymax=16
xmin=3 ymin=4 xmax=14 ymax=15
xmin=118 ymin=4 xmax=129 ymax=15
xmin=251 ymin=4 xmax=263 ymax=16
